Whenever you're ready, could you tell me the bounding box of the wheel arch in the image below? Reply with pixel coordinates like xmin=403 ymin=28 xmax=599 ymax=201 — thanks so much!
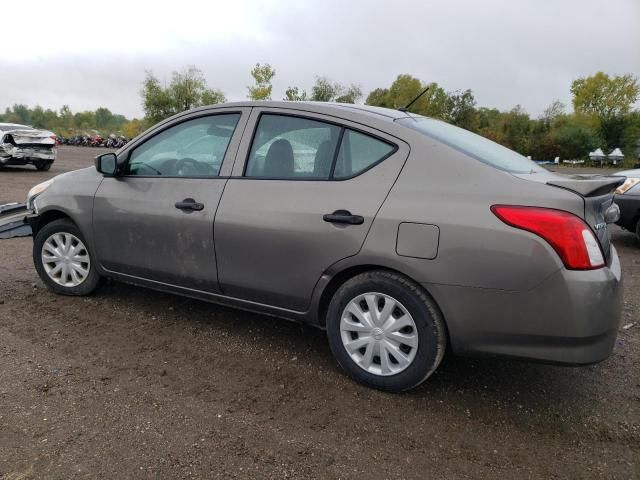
xmin=31 ymin=209 xmax=76 ymax=237
xmin=315 ymin=264 xmax=449 ymax=337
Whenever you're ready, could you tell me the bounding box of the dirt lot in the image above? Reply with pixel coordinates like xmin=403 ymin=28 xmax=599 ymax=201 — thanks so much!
xmin=0 ymin=147 xmax=638 ymax=479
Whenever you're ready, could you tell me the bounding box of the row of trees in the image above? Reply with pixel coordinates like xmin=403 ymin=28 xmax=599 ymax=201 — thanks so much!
xmin=0 ymin=104 xmax=144 ymax=139
xmin=141 ymin=66 xmax=639 ymax=162
xmin=2 ymin=66 xmax=637 ymax=163
xmin=365 ymin=72 xmax=639 ymax=160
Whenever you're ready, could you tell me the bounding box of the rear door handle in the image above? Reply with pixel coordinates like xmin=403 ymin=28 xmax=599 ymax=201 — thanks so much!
xmin=175 ymin=198 xmax=204 ymax=211
xmin=323 ymin=209 xmax=364 ymax=225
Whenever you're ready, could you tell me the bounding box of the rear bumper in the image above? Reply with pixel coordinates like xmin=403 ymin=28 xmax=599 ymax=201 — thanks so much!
xmin=0 ymin=145 xmax=56 ymax=164
xmin=427 ymin=246 xmax=623 ymax=365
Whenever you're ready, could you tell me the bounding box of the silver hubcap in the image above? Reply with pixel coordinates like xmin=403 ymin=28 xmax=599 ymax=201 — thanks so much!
xmin=340 ymin=292 xmax=419 ymax=376
xmin=41 ymin=232 xmax=90 ymax=287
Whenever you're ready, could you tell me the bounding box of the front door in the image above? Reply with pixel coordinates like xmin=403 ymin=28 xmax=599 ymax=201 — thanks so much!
xmin=92 ymin=109 xmax=248 ymax=293
xmin=214 ymin=109 xmax=409 ymax=311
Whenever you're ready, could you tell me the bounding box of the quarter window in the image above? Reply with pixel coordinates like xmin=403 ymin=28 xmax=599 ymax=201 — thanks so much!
xmin=126 ymin=114 xmax=240 ymax=177
xmin=333 ymin=129 xmax=395 ymax=179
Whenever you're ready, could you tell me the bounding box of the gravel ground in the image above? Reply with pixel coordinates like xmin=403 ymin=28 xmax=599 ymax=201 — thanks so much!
xmin=0 ymin=147 xmax=638 ymax=479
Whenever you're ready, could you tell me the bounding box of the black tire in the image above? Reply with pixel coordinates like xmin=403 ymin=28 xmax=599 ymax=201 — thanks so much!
xmin=33 ymin=219 xmax=102 ymax=296
xmin=326 ymin=270 xmax=447 ymax=393
xmin=635 ymin=219 xmax=640 ymax=244
xmin=35 ymin=161 xmax=52 ymax=171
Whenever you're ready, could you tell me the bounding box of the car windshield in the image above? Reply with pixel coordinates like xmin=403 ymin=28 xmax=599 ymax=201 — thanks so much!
xmin=396 ymin=116 xmax=542 ymax=174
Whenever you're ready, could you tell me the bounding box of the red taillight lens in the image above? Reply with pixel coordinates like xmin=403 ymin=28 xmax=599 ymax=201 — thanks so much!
xmin=491 ymin=205 xmax=605 ymax=270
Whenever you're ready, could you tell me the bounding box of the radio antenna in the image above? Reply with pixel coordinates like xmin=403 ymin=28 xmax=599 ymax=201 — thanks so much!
xmin=398 ymin=86 xmax=430 ymax=113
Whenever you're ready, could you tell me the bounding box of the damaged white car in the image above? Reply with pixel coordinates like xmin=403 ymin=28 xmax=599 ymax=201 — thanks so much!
xmin=0 ymin=123 xmax=56 ymax=171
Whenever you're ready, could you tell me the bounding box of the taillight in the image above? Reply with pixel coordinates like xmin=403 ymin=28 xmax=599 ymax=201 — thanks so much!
xmin=491 ymin=205 xmax=605 ymax=270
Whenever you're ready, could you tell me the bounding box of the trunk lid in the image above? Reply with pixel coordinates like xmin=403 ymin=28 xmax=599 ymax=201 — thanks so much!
xmin=515 ymin=172 xmax=625 ymax=263
xmin=3 ymin=128 xmax=55 ymax=146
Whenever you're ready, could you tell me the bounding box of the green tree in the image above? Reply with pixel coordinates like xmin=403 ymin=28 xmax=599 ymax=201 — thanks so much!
xmin=386 ymin=74 xmax=425 ymax=111
xmin=141 ymin=66 xmax=226 ymax=124
xmin=335 ymin=84 xmax=362 ymax=104
xmin=476 ymin=107 xmax=504 ymax=143
xmin=94 ymin=107 xmax=113 ymax=130
xmin=0 ymin=104 xmax=135 ymax=137
xmin=310 ymin=77 xmax=339 ymax=102
xmin=74 ymin=111 xmax=96 ymax=133
xmin=12 ymin=104 xmax=31 ymax=124
xmin=444 ymin=89 xmax=477 ymax=130
xmin=308 ymin=77 xmax=362 ymax=103
xmin=365 ymin=88 xmax=391 ymax=108
xmin=541 ymin=99 xmax=565 ymax=124
xmin=247 ymin=63 xmax=276 ymax=100
xmin=123 ymin=119 xmax=146 ymax=139
xmin=501 ymin=105 xmax=533 ymax=154
xmin=571 ymin=72 xmax=639 ymax=149
xmin=552 ymin=115 xmax=602 ymax=159
xmin=621 ymin=111 xmax=640 ymax=161
xmin=201 ymin=89 xmax=226 ymax=105
xmin=378 ymin=75 xmax=448 ymax=118
xmin=571 ymin=72 xmax=639 ymax=119
xmin=284 ymin=86 xmax=307 ymax=101
xmin=59 ymin=105 xmax=74 ymax=132
xmin=29 ymin=105 xmax=46 ymax=128
xmin=141 ymin=71 xmax=175 ymax=124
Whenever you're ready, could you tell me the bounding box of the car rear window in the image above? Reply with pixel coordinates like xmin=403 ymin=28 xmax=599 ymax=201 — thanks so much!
xmin=396 ymin=117 xmax=542 ymax=174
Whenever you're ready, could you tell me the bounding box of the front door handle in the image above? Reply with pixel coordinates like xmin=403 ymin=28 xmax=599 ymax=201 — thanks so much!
xmin=323 ymin=209 xmax=364 ymax=225
xmin=175 ymin=198 xmax=204 ymax=211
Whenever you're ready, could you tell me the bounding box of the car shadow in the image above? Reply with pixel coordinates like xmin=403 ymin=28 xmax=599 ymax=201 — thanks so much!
xmin=92 ymin=278 xmax=611 ymax=416
xmin=0 ymin=165 xmax=40 ymax=173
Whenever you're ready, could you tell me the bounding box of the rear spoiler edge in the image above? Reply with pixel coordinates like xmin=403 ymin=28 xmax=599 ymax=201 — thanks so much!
xmin=547 ymin=175 xmax=625 ymax=197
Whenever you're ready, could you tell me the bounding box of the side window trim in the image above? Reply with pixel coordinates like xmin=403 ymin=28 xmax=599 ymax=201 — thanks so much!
xmin=328 ymin=128 xmax=346 ymax=179
xmin=240 ymin=111 xmax=399 ymax=181
xmin=120 ymin=111 xmax=243 ymax=179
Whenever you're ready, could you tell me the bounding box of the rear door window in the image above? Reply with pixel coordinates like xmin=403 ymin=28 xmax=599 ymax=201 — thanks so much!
xmin=245 ymin=115 xmax=341 ymax=179
xmin=244 ymin=114 xmax=396 ymax=180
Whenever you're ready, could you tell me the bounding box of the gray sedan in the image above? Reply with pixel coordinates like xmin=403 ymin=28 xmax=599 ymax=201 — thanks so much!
xmin=22 ymin=102 xmax=623 ymax=392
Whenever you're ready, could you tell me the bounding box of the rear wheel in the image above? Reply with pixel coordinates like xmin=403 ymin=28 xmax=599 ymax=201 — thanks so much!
xmin=35 ymin=160 xmax=52 ymax=171
xmin=635 ymin=219 xmax=640 ymax=243
xmin=326 ymin=270 xmax=447 ymax=392
xmin=33 ymin=219 xmax=102 ymax=295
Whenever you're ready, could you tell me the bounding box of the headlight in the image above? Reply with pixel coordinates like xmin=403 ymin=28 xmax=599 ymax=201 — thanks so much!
xmin=26 ymin=178 xmax=54 ymax=210
xmin=616 ymin=178 xmax=640 ymax=195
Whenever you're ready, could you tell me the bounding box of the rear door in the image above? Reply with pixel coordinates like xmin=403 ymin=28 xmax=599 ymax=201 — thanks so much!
xmin=214 ymin=108 xmax=409 ymax=311
xmin=92 ymin=108 xmax=249 ymax=292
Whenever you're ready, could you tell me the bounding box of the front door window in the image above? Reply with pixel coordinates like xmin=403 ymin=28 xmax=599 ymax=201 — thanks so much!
xmin=127 ymin=114 xmax=240 ymax=177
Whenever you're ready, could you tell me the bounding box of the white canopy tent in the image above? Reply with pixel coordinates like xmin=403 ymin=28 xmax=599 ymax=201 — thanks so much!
xmin=608 ymin=148 xmax=624 ymax=165
xmin=589 ymin=148 xmax=606 ymax=166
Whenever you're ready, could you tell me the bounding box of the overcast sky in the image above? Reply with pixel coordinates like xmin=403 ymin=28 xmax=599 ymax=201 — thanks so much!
xmin=2 ymin=0 xmax=638 ymax=119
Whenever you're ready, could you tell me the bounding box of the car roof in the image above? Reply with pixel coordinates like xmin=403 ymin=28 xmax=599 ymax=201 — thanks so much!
xmin=0 ymin=123 xmax=33 ymax=130
xmin=615 ymin=168 xmax=640 ymax=178
xmin=192 ymin=101 xmax=412 ymax=121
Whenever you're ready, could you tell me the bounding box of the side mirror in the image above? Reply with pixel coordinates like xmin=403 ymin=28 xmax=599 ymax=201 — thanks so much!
xmin=95 ymin=153 xmax=118 ymax=176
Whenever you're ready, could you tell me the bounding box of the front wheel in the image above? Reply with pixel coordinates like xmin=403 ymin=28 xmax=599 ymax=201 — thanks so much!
xmin=33 ymin=219 xmax=102 ymax=295
xmin=326 ymin=271 xmax=447 ymax=392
